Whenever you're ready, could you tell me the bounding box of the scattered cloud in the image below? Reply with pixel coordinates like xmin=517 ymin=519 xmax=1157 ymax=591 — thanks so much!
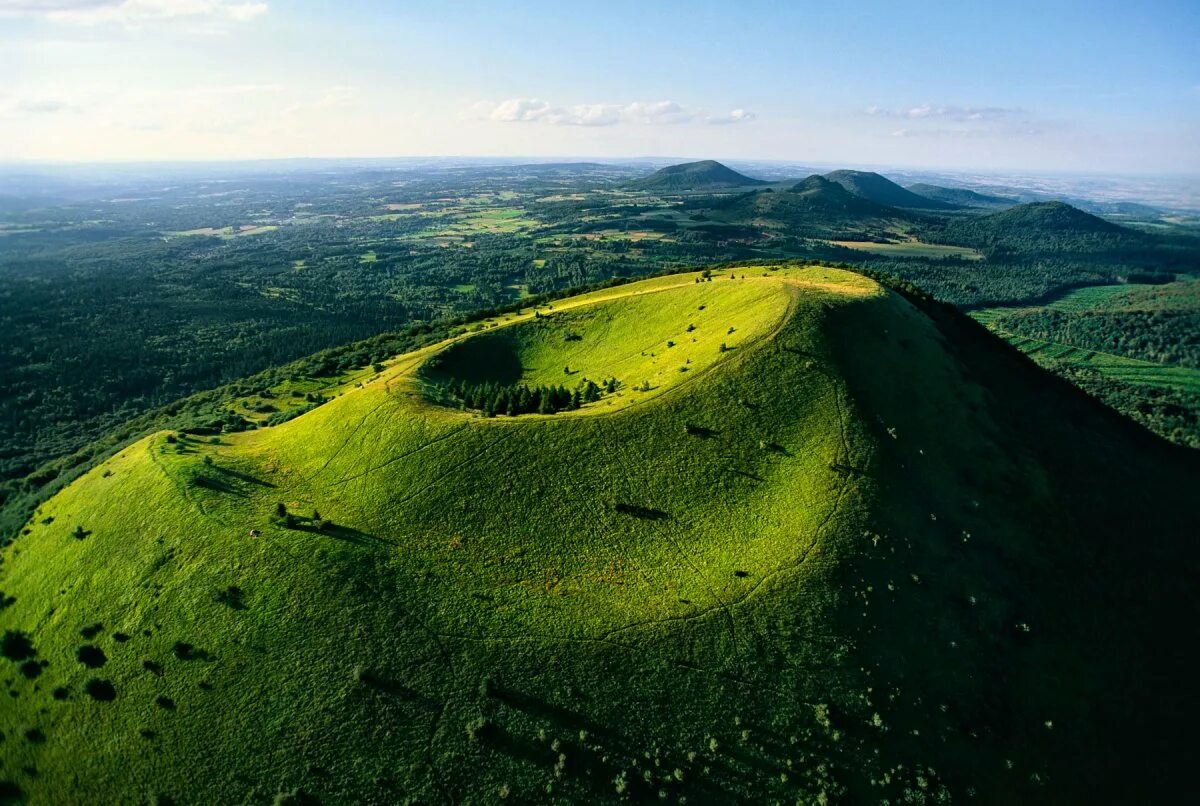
xmin=866 ymin=103 xmax=1018 ymax=121
xmin=707 ymin=108 xmax=756 ymax=125
xmin=477 ymin=98 xmax=755 ymax=127
xmin=0 ymin=92 xmax=81 ymax=117
xmin=0 ymin=0 xmax=268 ymax=24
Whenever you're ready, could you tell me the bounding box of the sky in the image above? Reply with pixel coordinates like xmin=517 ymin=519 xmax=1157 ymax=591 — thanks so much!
xmin=1 ymin=0 xmax=1198 ymax=173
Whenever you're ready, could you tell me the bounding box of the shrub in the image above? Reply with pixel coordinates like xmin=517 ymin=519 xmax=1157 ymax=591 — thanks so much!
xmin=215 ymin=586 xmax=246 ymax=610
xmin=76 ymin=644 xmax=108 ymax=668
xmin=84 ymin=678 xmax=117 ymax=701
xmin=466 ymin=716 xmax=493 ymax=742
xmin=1 ymin=629 xmax=35 ymax=661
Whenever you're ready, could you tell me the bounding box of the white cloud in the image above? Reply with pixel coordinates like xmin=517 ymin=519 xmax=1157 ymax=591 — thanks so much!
xmin=0 ymin=0 xmax=268 ymax=24
xmin=479 ymin=98 xmax=754 ymax=127
xmin=707 ymin=108 xmax=756 ymax=125
xmin=0 ymin=91 xmax=81 ymax=117
xmin=866 ymin=103 xmax=1017 ymax=122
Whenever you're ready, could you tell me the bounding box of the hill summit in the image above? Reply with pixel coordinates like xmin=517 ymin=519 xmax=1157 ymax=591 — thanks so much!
xmin=708 ymin=176 xmax=911 ymax=238
xmin=631 ymin=159 xmax=768 ymax=191
xmin=824 ymin=169 xmax=954 ymax=210
xmin=1 ymin=266 xmax=1196 ymax=803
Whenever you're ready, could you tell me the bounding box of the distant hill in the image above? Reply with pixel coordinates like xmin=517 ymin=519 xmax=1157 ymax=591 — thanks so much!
xmin=906 ymin=183 xmax=1016 ymax=209
xmin=926 ymin=201 xmax=1144 ymax=255
xmin=2 ymin=266 xmax=1196 ymax=803
xmin=1072 ymin=199 xmax=1165 ymax=217
xmin=705 ymin=175 xmax=915 ymax=238
xmin=824 ymin=169 xmax=955 ymax=210
xmin=631 ymin=159 xmax=768 ymax=192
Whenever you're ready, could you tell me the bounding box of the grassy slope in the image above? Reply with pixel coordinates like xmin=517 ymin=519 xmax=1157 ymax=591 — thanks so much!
xmin=1 ymin=267 xmax=1197 ymax=804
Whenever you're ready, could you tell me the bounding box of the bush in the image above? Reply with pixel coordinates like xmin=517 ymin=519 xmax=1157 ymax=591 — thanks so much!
xmin=1 ymin=629 xmax=35 ymax=661
xmin=466 ymin=716 xmax=494 ymax=743
xmin=84 ymin=678 xmax=117 ymax=701
xmin=75 ymin=644 xmax=108 ymax=668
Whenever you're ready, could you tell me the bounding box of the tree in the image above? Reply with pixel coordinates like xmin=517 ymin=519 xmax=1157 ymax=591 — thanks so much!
xmin=275 ymin=502 xmax=288 ymax=519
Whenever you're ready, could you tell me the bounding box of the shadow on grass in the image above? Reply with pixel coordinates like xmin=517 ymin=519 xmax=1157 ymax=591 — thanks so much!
xmin=289 ymin=521 xmax=389 ymax=546
xmin=614 ymin=503 xmax=670 ymax=521
xmin=213 ymin=465 xmax=276 ymax=488
xmin=189 ymin=475 xmax=246 ymax=496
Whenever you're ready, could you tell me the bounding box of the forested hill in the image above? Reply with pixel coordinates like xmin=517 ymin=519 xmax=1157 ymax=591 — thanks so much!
xmin=630 ymin=160 xmax=768 ymax=191
xmin=706 ymin=176 xmax=914 ymax=238
xmin=906 ymin=183 xmax=1016 ymax=209
xmin=823 ymin=169 xmax=955 ymax=210
xmin=921 ymin=201 xmax=1151 ymax=255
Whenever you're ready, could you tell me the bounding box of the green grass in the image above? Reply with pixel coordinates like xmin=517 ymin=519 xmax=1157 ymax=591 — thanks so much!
xmin=2 ymin=266 xmax=1196 ymax=803
xmin=829 ymin=239 xmax=984 ymax=260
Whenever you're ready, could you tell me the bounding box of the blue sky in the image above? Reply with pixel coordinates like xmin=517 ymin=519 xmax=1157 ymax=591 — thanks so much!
xmin=1 ymin=0 xmax=1197 ymax=172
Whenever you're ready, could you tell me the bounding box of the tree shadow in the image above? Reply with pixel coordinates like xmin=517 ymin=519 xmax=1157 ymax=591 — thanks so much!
xmin=357 ymin=671 xmax=440 ymax=707
xmin=189 ymin=475 xmax=246 ymax=497
xmin=214 ymin=465 xmax=276 ymax=488
xmin=614 ymin=503 xmax=670 ymax=521
xmin=291 ymin=521 xmax=388 ymax=546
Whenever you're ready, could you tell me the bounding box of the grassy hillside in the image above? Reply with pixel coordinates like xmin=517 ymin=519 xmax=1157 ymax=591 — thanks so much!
xmin=1 ymin=267 xmax=1197 ymax=803
xmin=630 ymin=160 xmax=767 ymax=192
xmin=823 ymin=170 xmax=954 ymax=210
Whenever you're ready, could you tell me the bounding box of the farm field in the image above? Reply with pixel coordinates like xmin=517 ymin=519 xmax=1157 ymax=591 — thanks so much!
xmin=829 ymin=239 xmax=984 ymax=260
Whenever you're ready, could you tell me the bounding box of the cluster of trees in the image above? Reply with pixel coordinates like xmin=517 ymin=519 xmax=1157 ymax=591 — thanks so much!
xmin=439 ymin=376 xmax=618 ymax=417
xmin=1055 ymin=365 xmax=1199 ymax=449
xmin=995 ymin=309 xmax=1199 ymax=368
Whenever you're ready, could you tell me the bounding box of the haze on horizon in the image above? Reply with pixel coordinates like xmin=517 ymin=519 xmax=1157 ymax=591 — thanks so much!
xmin=1 ymin=0 xmax=1198 ymax=174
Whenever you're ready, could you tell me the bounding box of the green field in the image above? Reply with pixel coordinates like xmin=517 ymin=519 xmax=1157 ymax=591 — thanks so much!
xmin=2 ymin=267 xmax=1196 ymax=803
xmin=972 ymin=283 xmax=1200 ymax=394
xmin=829 ymin=239 xmax=984 ymax=260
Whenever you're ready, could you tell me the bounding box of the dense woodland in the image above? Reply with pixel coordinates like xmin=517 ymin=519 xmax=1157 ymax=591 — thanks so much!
xmin=2 ymin=162 xmax=1198 ymax=539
